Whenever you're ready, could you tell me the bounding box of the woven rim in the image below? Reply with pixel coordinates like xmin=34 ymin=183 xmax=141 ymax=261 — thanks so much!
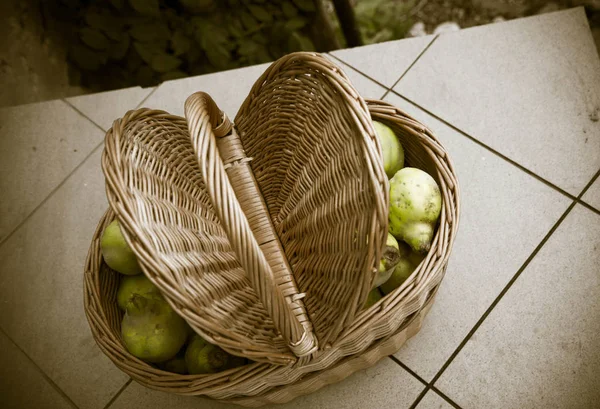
xmin=84 ymin=97 xmax=459 ymax=404
xmin=235 ymin=52 xmax=389 ymax=347
xmin=225 ymin=297 xmax=435 ymax=408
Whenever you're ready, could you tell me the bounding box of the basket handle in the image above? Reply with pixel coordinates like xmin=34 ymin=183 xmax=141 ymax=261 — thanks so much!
xmin=184 ymin=92 xmax=317 ymax=358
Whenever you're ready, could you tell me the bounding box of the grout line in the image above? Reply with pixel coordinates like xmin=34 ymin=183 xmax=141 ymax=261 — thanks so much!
xmin=0 ymin=87 xmax=156 ymax=249
xmin=329 ymin=36 xmax=593 ymax=214
xmin=327 ymin=53 xmax=391 ymax=92
xmin=426 ymin=198 xmax=578 ymax=388
xmin=385 ymin=90 xmax=584 ymax=203
xmin=577 ymin=167 xmax=600 ymax=199
xmin=102 ymin=379 xmax=132 ymax=409
xmin=379 ymin=87 xmax=390 ymax=100
xmin=61 ymin=99 xmax=108 ymax=133
xmin=0 ymin=141 xmax=104 ymax=249
xmin=431 ymin=386 xmax=462 ymax=409
xmin=381 ymin=35 xmax=439 ymax=100
xmin=408 ymin=386 xmax=429 ymax=409
xmin=391 ymin=356 xmax=464 ymax=408
xmin=389 ymin=355 xmax=427 ymax=386
xmin=61 ymin=85 xmax=156 ymax=134
xmin=574 ymin=168 xmax=600 ymax=216
xmin=579 ymin=199 xmax=600 ymax=216
xmin=135 ymin=86 xmax=158 ymax=109
xmin=328 ymin=35 xmax=438 ymax=101
xmin=0 ymin=326 xmax=80 ymax=409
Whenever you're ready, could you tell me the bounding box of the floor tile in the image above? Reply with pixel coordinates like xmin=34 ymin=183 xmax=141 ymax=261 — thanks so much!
xmin=415 ymin=390 xmax=454 ymax=409
xmin=330 ymin=36 xmax=435 ymax=88
xmin=141 ymin=63 xmax=272 ymax=119
xmin=395 ymin=8 xmax=600 ymax=195
xmin=382 ymin=93 xmax=571 ymax=380
xmin=111 ymin=358 xmax=423 ymax=409
xmin=436 ymin=204 xmax=600 ymax=409
xmin=581 ymin=176 xmax=600 ymax=210
xmin=0 ymin=147 xmax=129 ymax=409
xmin=66 ymin=86 xmax=154 ymax=131
xmin=325 ymin=54 xmax=387 ymax=99
xmin=0 ymin=330 xmax=75 ymax=409
xmin=0 ymin=100 xmax=103 ymax=242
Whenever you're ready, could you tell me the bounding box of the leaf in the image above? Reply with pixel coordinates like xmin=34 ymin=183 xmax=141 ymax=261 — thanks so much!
xmin=183 ymin=21 xmax=195 ymax=37
xmin=155 ymin=22 xmax=173 ymax=40
xmin=85 ymin=11 xmax=112 ymax=30
xmin=161 ymin=70 xmax=188 ymax=81
xmin=292 ymin=0 xmax=315 ymax=12
xmin=129 ymin=22 xmax=158 ymax=41
xmin=355 ymin=1 xmax=379 ymax=21
xmin=211 ymin=26 xmax=229 ymax=44
xmin=171 ymin=30 xmax=191 ymax=56
xmin=191 ymin=16 xmax=209 ymax=29
xmin=251 ymin=32 xmax=267 ymax=44
xmin=125 ymin=48 xmax=143 ymax=72
xmin=223 ymin=37 xmax=237 ymax=51
xmin=133 ymin=41 xmax=159 ymax=64
xmin=270 ymin=22 xmax=287 ymax=45
xmin=288 ymin=31 xmax=315 ymax=52
xmin=165 ymin=9 xmax=185 ymax=30
xmin=297 ymin=34 xmax=315 ymax=51
xmin=247 ymin=5 xmax=272 ymax=23
xmin=205 ymin=44 xmax=231 ymax=69
xmin=103 ymin=27 xmax=125 ymax=42
xmin=151 ymin=53 xmax=182 ymax=73
xmin=70 ymin=45 xmax=104 ymax=71
xmin=284 ymin=17 xmax=306 ymax=31
xmin=227 ymin=18 xmax=244 ymax=38
xmin=179 ymin=0 xmax=215 ymax=14
xmin=87 ymin=11 xmax=125 ymax=41
xmin=109 ymin=0 xmax=124 ymax=10
xmin=266 ymin=2 xmax=283 ymax=18
xmin=281 ymin=1 xmax=298 ymax=18
xmin=109 ymin=34 xmax=130 ymax=60
xmin=130 ymin=22 xmax=169 ymax=42
xmin=195 ymin=22 xmax=228 ymax=51
xmin=129 ymin=0 xmax=160 ymax=16
xmin=238 ymin=39 xmax=259 ymax=56
xmin=80 ymin=28 xmax=110 ymax=50
xmin=240 ymin=11 xmax=259 ymax=31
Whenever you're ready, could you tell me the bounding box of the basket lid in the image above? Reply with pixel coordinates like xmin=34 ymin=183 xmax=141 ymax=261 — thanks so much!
xmin=231 ymin=52 xmax=388 ymax=346
xmin=101 ymin=52 xmax=388 ymax=365
xmin=102 ymin=107 xmax=313 ymax=365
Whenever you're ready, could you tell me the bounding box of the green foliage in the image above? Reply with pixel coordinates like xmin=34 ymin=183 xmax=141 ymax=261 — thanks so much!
xmin=151 ymin=54 xmax=183 ymax=73
xmin=129 ymin=0 xmax=160 ymax=17
xmin=354 ymin=0 xmax=415 ymax=44
xmin=292 ymin=0 xmax=315 ymax=12
xmin=80 ymin=27 xmax=110 ymax=50
xmin=59 ymin=0 xmax=318 ymax=89
xmin=248 ymin=4 xmax=272 ymax=23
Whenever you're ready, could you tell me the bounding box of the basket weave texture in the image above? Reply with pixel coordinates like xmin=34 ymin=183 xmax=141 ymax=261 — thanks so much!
xmin=83 ymin=52 xmax=459 ymax=407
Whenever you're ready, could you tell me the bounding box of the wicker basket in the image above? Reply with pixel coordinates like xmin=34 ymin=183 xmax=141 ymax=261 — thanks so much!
xmin=83 ymin=52 xmax=459 ymax=407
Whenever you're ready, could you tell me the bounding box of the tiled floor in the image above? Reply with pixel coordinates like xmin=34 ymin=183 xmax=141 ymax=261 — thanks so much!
xmin=1 ymin=7 xmax=599 ymax=409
